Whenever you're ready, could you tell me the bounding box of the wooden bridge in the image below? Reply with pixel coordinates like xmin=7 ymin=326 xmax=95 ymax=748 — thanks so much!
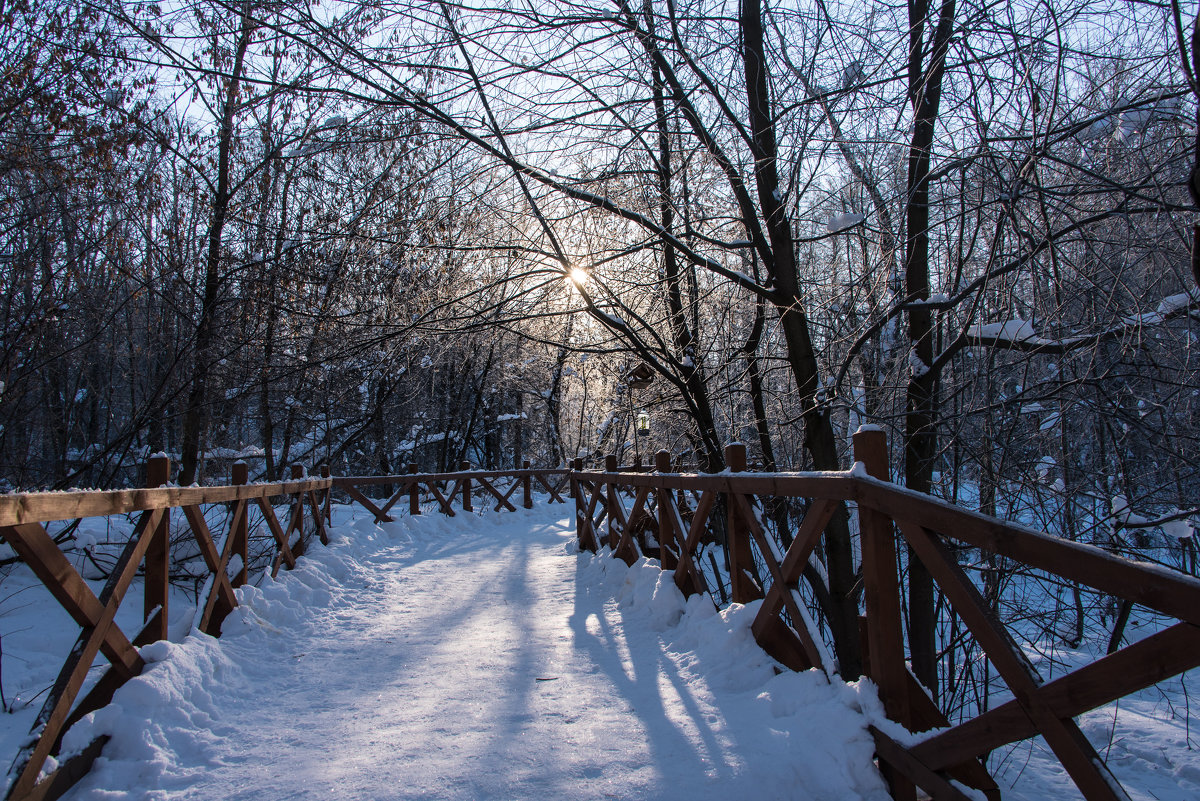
xmin=0 ymin=429 xmax=1196 ymax=801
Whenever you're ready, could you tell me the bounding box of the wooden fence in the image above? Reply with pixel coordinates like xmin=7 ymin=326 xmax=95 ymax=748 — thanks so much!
xmin=2 ymin=435 xmax=1198 ymax=801
xmin=0 ymin=459 xmax=566 ymax=801
xmin=333 ymin=460 xmax=570 ymax=521
xmin=572 ymin=429 xmax=1200 ymax=801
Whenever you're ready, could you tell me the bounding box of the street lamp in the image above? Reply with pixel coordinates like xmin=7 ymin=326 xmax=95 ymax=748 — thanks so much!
xmin=636 ymin=410 xmax=650 ymax=436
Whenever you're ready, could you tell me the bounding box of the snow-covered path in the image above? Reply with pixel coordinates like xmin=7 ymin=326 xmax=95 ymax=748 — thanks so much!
xmin=61 ymin=505 xmax=890 ymax=801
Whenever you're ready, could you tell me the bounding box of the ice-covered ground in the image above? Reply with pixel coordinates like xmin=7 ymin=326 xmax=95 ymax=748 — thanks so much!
xmin=49 ymin=506 xmax=892 ymax=800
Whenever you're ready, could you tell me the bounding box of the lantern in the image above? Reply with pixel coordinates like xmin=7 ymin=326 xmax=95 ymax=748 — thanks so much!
xmin=636 ymin=410 xmax=651 ymax=436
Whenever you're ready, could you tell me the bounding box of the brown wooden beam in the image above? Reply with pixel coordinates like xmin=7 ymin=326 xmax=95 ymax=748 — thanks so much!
xmin=571 ymin=470 xmax=856 ymax=500
xmin=343 ymin=485 xmax=393 ymax=523
xmin=424 ymin=481 xmax=456 ymax=517
xmin=0 ymin=524 xmax=143 ymax=678
xmin=899 ymin=521 xmax=1129 ymax=801
xmin=8 ymin=509 xmax=162 ymax=800
xmin=142 ymin=456 xmax=170 ymax=642
xmin=750 ymin=498 xmax=836 ymax=643
xmin=257 ymin=497 xmax=297 ymax=575
xmin=474 ymin=475 xmax=518 ymax=513
xmin=914 ymin=621 xmax=1200 ymax=771
xmin=857 ymin=480 xmax=1200 ymax=624
xmin=0 ymin=478 xmax=333 ymax=527
xmin=870 ymin=727 xmax=975 ymax=801
xmin=181 ymin=505 xmax=240 ymax=636
xmin=731 ymin=492 xmax=824 ymax=671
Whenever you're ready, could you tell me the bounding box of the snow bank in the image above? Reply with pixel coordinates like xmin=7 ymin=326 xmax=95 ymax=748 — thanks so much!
xmin=576 ymin=548 xmax=891 ymax=800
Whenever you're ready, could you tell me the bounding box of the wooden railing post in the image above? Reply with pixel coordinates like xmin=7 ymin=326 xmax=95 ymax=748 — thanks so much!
xmin=320 ymin=464 xmax=332 ymax=525
xmin=289 ymin=464 xmax=306 ymax=553
xmin=144 ymin=454 xmax=170 ymax=641
xmin=310 ymin=463 xmax=329 ymax=545
xmin=724 ymin=443 xmax=760 ymax=604
xmin=522 ymin=459 xmax=533 ymax=509
xmin=461 ymin=461 xmax=473 ymax=512
xmin=634 ymin=454 xmax=643 ymax=473
xmin=231 ymin=461 xmax=249 ymax=587
xmin=408 ymin=463 xmax=420 ymax=516
xmin=605 ymin=454 xmax=618 ymax=549
xmin=854 ymin=426 xmax=918 ymax=801
xmin=854 ymin=428 xmax=910 ymax=716
xmin=655 ymin=450 xmax=678 ymax=569
xmin=572 ymin=457 xmax=596 ymax=551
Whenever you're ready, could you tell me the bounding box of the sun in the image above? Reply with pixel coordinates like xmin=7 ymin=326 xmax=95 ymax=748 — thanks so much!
xmin=567 ymin=267 xmax=589 ymax=287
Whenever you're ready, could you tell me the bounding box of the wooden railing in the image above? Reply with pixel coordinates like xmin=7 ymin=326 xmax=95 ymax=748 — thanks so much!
xmin=572 ymin=429 xmax=1200 ymax=801
xmin=334 ymin=460 xmax=570 ymax=521
xmin=4 ymin=436 xmax=1197 ymax=801
xmin=0 ymin=459 xmax=566 ymax=801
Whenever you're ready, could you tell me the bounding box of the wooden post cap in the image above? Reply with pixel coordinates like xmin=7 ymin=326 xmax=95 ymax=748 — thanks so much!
xmin=852 ymin=427 xmax=889 ymax=482
xmin=725 ymin=442 xmax=747 ymax=472
xmin=147 ymin=454 xmax=170 ymax=486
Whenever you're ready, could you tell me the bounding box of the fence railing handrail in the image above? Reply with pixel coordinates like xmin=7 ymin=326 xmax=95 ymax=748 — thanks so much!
xmin=573 ymin=466 xmax=864 ymax=500
xmin=333 ymin=467 xmax=567 ymax=488
xmin=856 ymin=476 xmax=1200 ymax=622
xmin=0 ymin=478 xmax=333 ymax=527
xmin=5 ymin=445 xmax=1198 ymax=801
xmin=574 ymin=465 xmax=1200 ymax=622
xmin=572 ymin=434 xmax=1200 ymax=801
xmin=0 ymin=459 xmax=562 ymax=801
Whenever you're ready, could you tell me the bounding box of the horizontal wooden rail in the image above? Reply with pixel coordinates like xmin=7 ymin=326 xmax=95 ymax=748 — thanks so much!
xmin=855 ymin=479 xmax=1200 ymax=625
xmin=0 ymin=478 xmax=332 ymax=527
xmin=334 ymin=465 xmax=569 ymax=522
xmin=572 ymin=468 xmax=857 ymax=500
xmin=333 ymin=467 xmax=567 ymax=487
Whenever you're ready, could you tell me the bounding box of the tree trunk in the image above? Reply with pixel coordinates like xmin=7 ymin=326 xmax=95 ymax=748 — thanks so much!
xmin=546 ymin=317 xmax=573 ymax=465
xmin=645 ymin=0 xmax=723 ymax=469
xmin=902 ymin=0 xmax=957 ymax=700
xmin=741 ymin=0 xmax=861 ymax=679
xmin=178 ymin=11 xmax=256 ymax=485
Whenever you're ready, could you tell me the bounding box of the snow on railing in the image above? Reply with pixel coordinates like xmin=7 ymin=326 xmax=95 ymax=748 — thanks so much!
xmin=573 ymin=432 xmax=1200 ymax=801
xmin=0 ymin=457 xmax=333 ymax=801
xmin=4 ymin=442 xmax=1197 ymax=801
xmin=0 ymin=459 xmax=566 ymax=801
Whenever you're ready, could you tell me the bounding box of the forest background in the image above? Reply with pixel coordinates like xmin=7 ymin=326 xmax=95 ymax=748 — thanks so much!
xmin=4 ymin=0 xmax=1200 ymax=715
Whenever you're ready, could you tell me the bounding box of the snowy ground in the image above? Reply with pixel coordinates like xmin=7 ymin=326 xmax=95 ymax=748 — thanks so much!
xmin=1 ymin=502 xmax=1196 ymax=799
xmin=46 ymin=505 xmax=891 ymax=800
